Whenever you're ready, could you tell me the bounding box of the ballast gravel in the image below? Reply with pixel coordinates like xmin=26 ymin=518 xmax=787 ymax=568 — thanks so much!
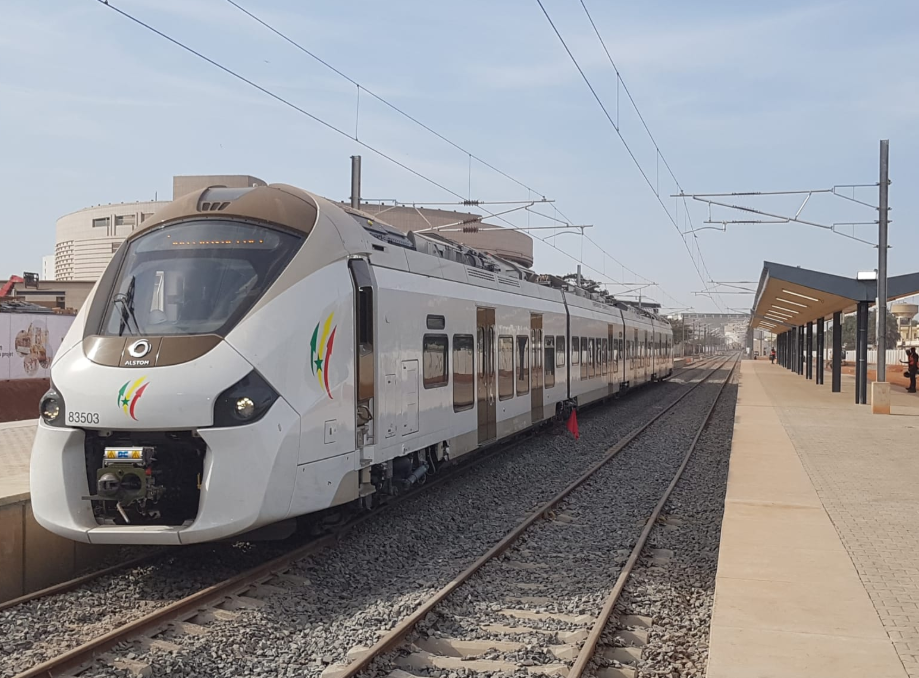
xmin=364 ymin=365 xmax=736 ymax=678
xmin=601 ymin=366 xmax=738 ymax=678
xmin=0 ymin=360 xmax=723 ymax=678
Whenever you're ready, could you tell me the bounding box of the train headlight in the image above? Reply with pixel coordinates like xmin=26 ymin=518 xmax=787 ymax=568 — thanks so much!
xmin=40 ymin=387 xmax=66 ymax=427
xmin=213 ymin=371 xmax=278 ymax=427
xmin=235 ymin=397 xmax=256 ymax=419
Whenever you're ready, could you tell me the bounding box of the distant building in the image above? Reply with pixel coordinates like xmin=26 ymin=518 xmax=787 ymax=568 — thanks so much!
xmin=54 ymin=175 xmax=534 ymax=281
xmin=6 ymin=279 xmax=94 ymax=312
xmin=54 ymin=175 xmax=267 ymax=281
xmin=669 ymin=311 xmax=750 ymax=349
xmin=41 ymin=255 xmax=55 ymax=281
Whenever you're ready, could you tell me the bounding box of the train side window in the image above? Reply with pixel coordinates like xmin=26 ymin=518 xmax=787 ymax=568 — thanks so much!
xmin=349 ymin=259 xmax=374 ymax=405
xmin=422 ymin=335 xmax=448 ymax=389
xmin=596 ymin=338 xmax=602 ymax=376
xmin=601 ymin=338 xmax=608 ymax=376
xmin=453 ymin=334 xmax=474 ymax=411
xmin=556 ymin=335 xmax=566 ymax=368
xmin=545 ymin=335 xmax=556 ymax=388
xmin=587 ymin=338 xmax=595 ymax=378
xmin=581 ymin=336 xmax=588 ymax=380
xmin=427 ymin=315 xmax=446 ymax=330
xmin=571 ymin=336 xmax=579 ymax=365
xmin=517 ymin=335 xmax=530 ymax=395
xmin=498 ymin=336 xmax=514 ymax=401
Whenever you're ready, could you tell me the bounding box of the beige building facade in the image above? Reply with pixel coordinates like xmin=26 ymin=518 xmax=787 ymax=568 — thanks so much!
xmin=54 ymin=175 xmax=268 ymax=281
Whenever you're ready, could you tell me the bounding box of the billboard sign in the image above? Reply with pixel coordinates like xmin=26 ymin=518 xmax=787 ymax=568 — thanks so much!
xmin=0 ymin=313 xmax=75 ymax=381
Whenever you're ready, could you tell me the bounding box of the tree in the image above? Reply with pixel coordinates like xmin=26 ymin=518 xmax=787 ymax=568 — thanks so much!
xmin=669 ymin=318 xmax=692 ymax=344
xmin=841 ymin=310 xmax=900 ymax=350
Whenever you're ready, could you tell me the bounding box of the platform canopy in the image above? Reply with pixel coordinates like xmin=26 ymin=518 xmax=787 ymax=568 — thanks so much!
xmin=750 ymin=261 xmax=919 ymax=332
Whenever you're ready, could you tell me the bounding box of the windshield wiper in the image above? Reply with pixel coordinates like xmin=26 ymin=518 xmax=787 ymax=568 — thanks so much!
xmin=113 ymin=276 xmax=141 ymax=336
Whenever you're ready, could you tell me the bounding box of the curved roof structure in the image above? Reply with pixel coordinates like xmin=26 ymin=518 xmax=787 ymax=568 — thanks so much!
xmin=751 ymin=261 xmax=919 ymax=331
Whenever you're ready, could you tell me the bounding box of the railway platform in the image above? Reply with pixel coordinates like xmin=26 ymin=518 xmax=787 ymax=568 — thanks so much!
xmin=708 ymin=359 xmax=919 ymax=677
xmin=0 ymin=419 xmax=121 ymax=602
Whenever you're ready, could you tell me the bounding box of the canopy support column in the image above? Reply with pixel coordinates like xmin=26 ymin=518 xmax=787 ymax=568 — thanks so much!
xmin=816 ymin=317 xmax=825 ymax=385
xmin=832 ymin=312 xmax=842 ymax=393
xmin=799 ymin=326 xmax=805 ymax=375
xmin=806 ymin=321 xmax=814 ymax=380
xmin=856 ymin=301 xmax=869 ymax=404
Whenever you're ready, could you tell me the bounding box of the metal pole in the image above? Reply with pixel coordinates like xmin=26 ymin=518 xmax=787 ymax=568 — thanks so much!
xmin=350 ymin=155 xmax=362 ymax=209
xmin=832 ymin=312 xmax=842 ymax=392
xmin=877 ymin=139 xmax=890 ymax=383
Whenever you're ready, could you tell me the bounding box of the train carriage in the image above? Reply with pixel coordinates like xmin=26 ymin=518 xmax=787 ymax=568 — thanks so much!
xmin=31 ymin=184 xmax=672 ymax=545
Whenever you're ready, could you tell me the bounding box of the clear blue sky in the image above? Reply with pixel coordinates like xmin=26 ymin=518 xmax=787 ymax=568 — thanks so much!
xmin=2 ymin=0 xmax=917 ymax=312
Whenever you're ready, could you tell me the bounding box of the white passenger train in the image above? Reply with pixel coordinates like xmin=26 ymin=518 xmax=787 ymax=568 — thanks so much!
xmin=31 ymin=184 xmax=673 ymax=545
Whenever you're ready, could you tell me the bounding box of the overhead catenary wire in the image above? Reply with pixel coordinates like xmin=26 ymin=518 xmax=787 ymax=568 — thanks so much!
xmin=222 ymin=0 xmax=694 ymax=306
xmin=93 ymin=0 xmax=688 ymax=308
xmin=224 ymin=0 xmax=552 ymax=203
xmin=535 ymin=0 xmax=726 ymax=311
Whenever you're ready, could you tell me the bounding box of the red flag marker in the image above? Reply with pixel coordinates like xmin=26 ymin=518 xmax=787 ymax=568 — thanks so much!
xmin=566 ymin=409 xmax=579 ymax=440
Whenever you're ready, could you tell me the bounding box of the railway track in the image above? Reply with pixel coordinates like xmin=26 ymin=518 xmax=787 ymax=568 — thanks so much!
xmin=328 ymin=355 xmax=738 ymax=678
xmin=3 ymin=357 xmax=731 ymax=678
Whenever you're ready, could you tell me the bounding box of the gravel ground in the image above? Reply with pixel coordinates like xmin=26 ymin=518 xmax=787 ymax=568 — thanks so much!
xmin=598 ymin=365 xmax=738 ymax=678
xmin=360 ymin=364 xmax=736 ymax=678
xmin=0 ymin=360 xmax=721 ymax=678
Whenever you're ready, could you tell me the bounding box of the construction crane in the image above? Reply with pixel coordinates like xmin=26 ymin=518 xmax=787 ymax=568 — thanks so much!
xmin=0 ymin=275 xmax=24 ymax=297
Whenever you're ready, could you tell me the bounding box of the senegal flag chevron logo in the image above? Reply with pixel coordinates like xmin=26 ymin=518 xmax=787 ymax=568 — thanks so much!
xmin=117 ymin=377 xmax=149 ymax=420
xmin=310 ymin=312 xmax=337 ymax=399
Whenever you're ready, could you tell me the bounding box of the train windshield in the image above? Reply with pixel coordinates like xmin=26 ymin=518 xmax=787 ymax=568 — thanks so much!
xmin=99 ymin=219 xmax=302 ymax=336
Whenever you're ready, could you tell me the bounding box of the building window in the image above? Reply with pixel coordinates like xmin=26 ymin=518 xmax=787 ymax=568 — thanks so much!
xmin=115 ymin=214 xmax=136 ymax=227
xmin=92 ymin=217 xmax=110 ymax=228
xmin=545 ymin=335 xmax=556 ymax=388
xmin=571 ymin=336 xmax=579 ymax=365
xmin=423 ymin=335 xmax=448 ymax=389
xmin=499 ymin=335 xmax=514 ymax=401
xmin=516 ymin=335 xmax=529 ymax=395
xmin=556 ymin=335 xmax=566 ymax=368
xmin=453 ymin=334 xmax=474 ymax=412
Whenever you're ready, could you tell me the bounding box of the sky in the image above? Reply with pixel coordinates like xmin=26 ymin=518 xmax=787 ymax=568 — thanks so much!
xmin=2 ymin=0 xmax=918 ymax=313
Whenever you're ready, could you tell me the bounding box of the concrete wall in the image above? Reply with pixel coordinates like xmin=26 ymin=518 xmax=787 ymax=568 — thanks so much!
xmin=0 ymin=493 xmax=117 ymax=603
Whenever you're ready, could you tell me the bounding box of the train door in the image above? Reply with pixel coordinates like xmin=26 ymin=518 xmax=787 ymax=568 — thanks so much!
xmin=401 ymin=360 xmax=419 ymax=435
xmin=530 ymin=314 xmax=543 ymax=422
xmin=477 ymin=308 xmax=496 ymax=443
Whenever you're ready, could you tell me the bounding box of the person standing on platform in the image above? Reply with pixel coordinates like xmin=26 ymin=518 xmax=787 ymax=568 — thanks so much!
xmin=770 ymin=347 xmax=776 ymax=364
xmin=907 ymin=348 xmax=918 ymax=393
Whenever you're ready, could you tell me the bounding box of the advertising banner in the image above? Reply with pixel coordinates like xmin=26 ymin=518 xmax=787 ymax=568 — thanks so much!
xmin=0 ymin=313 xmax=75 ymax=381
xmin=0 ymin=315 xmax=10 ymax=380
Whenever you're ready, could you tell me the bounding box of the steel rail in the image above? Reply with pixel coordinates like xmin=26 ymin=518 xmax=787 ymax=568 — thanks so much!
xmin=567 ymin=355 xmax=739 ymax=678
xmin=10 ymin=357 xmax=722 ymax=678
xmin=336 ymin=355 xmax=734 ymax=678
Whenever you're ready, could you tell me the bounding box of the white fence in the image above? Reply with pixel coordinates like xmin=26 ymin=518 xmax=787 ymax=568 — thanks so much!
xmin=0 ymin=313 xmax=75 ymax=380
xmin=842 ymin=349 xmax=907 ymax=365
